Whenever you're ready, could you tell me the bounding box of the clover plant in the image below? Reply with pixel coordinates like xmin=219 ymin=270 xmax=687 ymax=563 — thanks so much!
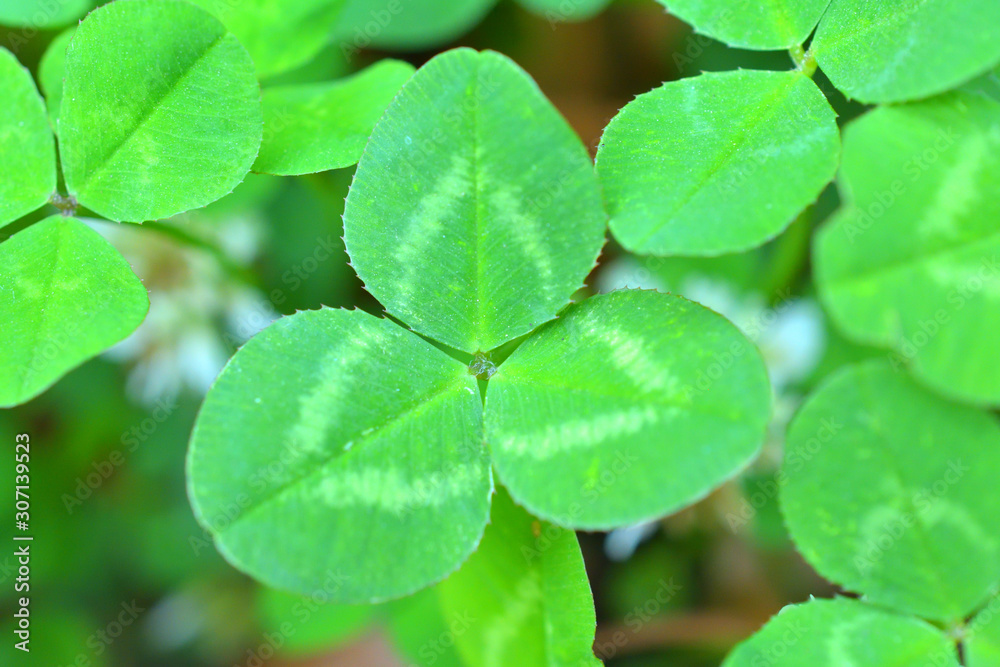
xmin=2 ymin=0 xmax=999 ymax=664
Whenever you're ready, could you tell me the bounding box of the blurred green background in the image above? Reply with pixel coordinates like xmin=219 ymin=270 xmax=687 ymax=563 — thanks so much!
xmin=1 ymin=1 xmax=878 ymax=664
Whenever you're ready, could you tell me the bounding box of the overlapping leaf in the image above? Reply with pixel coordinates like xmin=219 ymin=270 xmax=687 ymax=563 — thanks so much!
xmin=596 ymin=69 xmax=839 ymax=256
xmin=813 ymin=0 xmax=1000 ymax=103
xmin=59 ymin=0 xmax=263 ymax=223
xmin=487 ymin=290 xmax=771 ymax=528
xmin=187 ymin=308 xmax=492 ymax=602
xmin=517 ymin=0 xmax=611 ymax=22
xmin=723 ymin=598 xmax=959 ymax=666
xmin=782 ymin=361 xmax=1000 ymax=621
xmin=38 ymin=27 xmax=74 ymax=125
xmin=658 ymin=0 xmax=830 ymax=50
xmin=0 ymin=217 xmax=149 ymax=408
xmin=343 ymin=48 xmax=607 ymax=353
xmin=187 ymin=0 xmax=348 ymax=79
xmin=0 ymin=0 xmax=91 ymax=28
xmin=335 ymin=0 xmax=497 ymax=50
xmin=0 ymin=46 xmax=56 ymax=228
xmin=188 ymin=47 xmax=778 ymax=612
xmin=438 ymin=489 xmax=601 ymax=667
xmin=814 ymin=92 xmax=1000 ymax=405
xmin=254 ymin=59 xmax=414 ymax=175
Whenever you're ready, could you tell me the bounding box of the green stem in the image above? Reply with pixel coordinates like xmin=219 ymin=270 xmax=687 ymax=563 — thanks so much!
xmin=789 ymin=45 xmax=817 ymax=78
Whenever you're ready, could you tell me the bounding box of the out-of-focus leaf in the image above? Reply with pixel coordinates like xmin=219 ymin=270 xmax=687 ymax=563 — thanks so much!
xmin=658 ymin=0 xmax=829 ymax=50
xmin=38 ymin=27 xmax=74 ymax=125
xmin=517 ymin=0 xmax=612 ymax=22
xmin=783 ymin=361 xmax=1000 ymax=621
xmin=813 ymin=0 xmax=1000 ymax=103
xmin=0 ymin=0 xmax=91 ymax=29
xmin=187 ymin=0 xmax=348 ymax=79
xmin=815 ymin=92 xmax=1000 ymax=405
xmin=487 ymin=290 xmax=771 ymax=528
xmin=335 ymin=0 xmax=497 ymax=51
xmin=254 ymin=59 xmax=414 ymax=175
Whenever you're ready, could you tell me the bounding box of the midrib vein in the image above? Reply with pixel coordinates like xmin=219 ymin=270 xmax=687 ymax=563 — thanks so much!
xmin=471 ymin=59 xmax=487 ymax=351
xmin=75 ymin=32 xmax=228 ymax=192
xmin=634 ymin=75 xmax=799 ymax=247
xmin=221 ymin=376 xmax=470 ymax=530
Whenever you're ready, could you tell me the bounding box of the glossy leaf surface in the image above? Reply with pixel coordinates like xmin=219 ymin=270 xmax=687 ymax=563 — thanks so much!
xmin=0 ymin=217 xmax=149 ymax=407
xmin=59 ymin=0 xmax=263 ymax=222
xmin=188 ymin=308 xmax=492 ymax=602
xmin=344 ymin=48 xmax=606 ymax=353
xmin=487 ymin=290 xmax=771 ymax=529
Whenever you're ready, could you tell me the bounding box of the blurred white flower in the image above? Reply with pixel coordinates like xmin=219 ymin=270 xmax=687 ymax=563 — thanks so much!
xmin=605 ymin=520 xmax=659 ymax=561
xmin=85 ymin=213 xmax=278 ymax=406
